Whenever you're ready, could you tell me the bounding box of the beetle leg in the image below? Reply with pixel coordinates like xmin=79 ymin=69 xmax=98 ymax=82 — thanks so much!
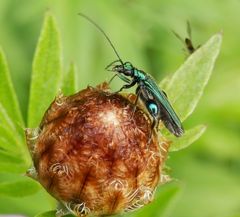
xmin=114 ymin=79 xmax=137 ymax=93
xmin=146 ymin=117 xmax=156 ymax=147
xmin=130 ymin=85 xmax=142 ymax=118
xmin=156 ymin=119 xmax=160 ymax=131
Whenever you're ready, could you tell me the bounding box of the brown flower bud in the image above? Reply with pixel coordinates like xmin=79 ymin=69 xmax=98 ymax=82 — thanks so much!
xmin=25 ymin=83 xmax=170 ymax=217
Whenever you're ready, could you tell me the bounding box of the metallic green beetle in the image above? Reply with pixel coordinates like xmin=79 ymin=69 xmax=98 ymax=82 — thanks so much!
xmin=108 ymin=61 xmax=184 ymax=137
xmin=79 ymin=13 xmax=184 ymax=137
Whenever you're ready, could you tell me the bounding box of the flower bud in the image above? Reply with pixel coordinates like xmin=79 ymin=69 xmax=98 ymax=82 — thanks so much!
xmin=26 ymin=83 xmax=170 ymax=217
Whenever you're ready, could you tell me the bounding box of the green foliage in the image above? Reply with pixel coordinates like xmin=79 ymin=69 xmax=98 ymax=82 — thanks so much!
xmin=27 ymin=13 xmax=219 ymax=217
xmin=28 ymin=13 xmax=62 ymax=128
xmin=169 ymin=125 xmax=206 ymax=151
xmin=0 ymin=48 xmax=23 ymax=125
xmin=35 ymin=211 xmax=74 ymax=217
xmin=0 ymin=162 xmax=26 ymax=173
xmin=0 ymin=179 xmax=40 ymax=197
xmin=0 ymin=51 xmax=35 ymax=197
xmin=0 ymin=125 xmax=21 ymax=154
xmin=0 ymin=102 xmax=17 ymax=137
xmin=0 ymin=51 xmax=25 ymax=154
xmin=0 ymin=150 xmax=23 ymax=164
xmin=162 ymin=33 xmax=222 ymax=122
xmin=0 ymin=47 xmax=30 ymax=180
xmin=62 ymin=62 xmax=78 ymax=95
xmin=0 ymin=12 xmax=63 ymax=205
xmin=0 ymin=3 xmax=234 ymax=217
xmin=161 ymin=34 xmax=222 ymax=151
xmin=35 ymin=211 xmax=56 ymax=217
xmin=130 ymin=182 xmax=181 ymax=217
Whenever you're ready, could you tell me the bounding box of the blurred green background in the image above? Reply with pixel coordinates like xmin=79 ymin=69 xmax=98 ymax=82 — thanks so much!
xmin=0 ymin=0 xmax=239 ymax=217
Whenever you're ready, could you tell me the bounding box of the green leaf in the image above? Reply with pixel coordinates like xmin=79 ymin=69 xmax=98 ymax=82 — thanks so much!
xmin=0 ymin=138 xmax=17 ymax=154
xmin=160 ymin=73 xmax=172 ymax=90
xmin=35 ymin=211 xmax=56 ymax=217
xmin=0 ymin=103 xmax=29 ymax=164
xmin=162 ymin=33 xmax=222 ymax=121
xmin=0 ymin=48 xmax=24 ymax=125
xmin=35 ymin=210 xmax=74 ymax=217
xmin=0 ymin=102 xmax=18 ymax=134
xmin=0 ymin=162 xmax=26 ymax=174
xmin=0 ymin=150 xmax=23 ymax=164
xmin=28 ymin=13 xmax=62 ymax=128
xmin=0 ymin=179 xmax=40 ymax=197
xmin=62 ymin=62 xmax=78 ymax=95
xmin=169 ymin=125 xmax=206 ymax=152
xmin=0 ymin=124 xmax=23 ymax=153
xmin=130 ymin=182 xmax=181 ymax=217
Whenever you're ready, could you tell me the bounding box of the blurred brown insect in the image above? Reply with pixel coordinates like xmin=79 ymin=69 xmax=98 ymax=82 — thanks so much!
xmin=173 ymin=21 xmax=200 ymax=56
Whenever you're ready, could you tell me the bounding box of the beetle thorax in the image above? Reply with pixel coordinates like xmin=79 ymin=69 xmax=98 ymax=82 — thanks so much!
xmin=134 ymin=69 xmax=146 ymax=80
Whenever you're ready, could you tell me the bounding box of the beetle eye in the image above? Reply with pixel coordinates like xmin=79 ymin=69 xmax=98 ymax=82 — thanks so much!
xmin=124 ymin=62 xmax=133 ymax=70
xmin=113 ymin=65 xmax=123 ymax=71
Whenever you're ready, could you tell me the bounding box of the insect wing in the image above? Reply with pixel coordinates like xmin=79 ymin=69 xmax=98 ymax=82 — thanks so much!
xmin=144 ymin=77 xmax=184 ymax=136
xmin=157 ymin=101 xmax=184 ymax=136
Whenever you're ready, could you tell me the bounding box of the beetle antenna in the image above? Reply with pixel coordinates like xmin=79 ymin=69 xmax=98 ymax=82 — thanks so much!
xmin=78 ymin=13 xmax=123 ymax=64
xmin=108 ymin=73 xmax=118 ymax=84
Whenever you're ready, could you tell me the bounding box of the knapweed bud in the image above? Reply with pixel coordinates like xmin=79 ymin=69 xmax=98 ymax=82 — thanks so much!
xmin=25 ymin=83 xmax=170 ymax=217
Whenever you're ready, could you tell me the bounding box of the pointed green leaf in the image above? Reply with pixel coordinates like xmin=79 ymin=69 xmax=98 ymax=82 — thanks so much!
xmin=62 ymin=62 xmax=78 ymax=95
xmin=169 ymin=125 xmax=206 ymax=152
xmin=0 ymin=48 xmax=23 ymax=125
xmin=130 ymin=182 xmax=181 ymax=217
xmin=0 ymin=179 xmax=40 ymax=197
xmin=163 ymin=33 xmax=222 ymax=121
xmin=28 ymin=13 xmax=62 ymax=128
